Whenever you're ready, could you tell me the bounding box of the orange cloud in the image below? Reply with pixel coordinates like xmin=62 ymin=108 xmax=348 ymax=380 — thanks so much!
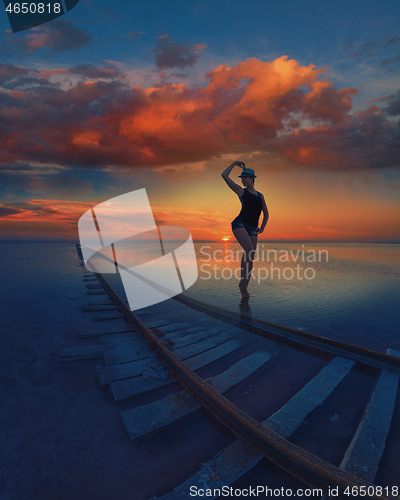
xmin=0 ymin=199 xmax=96 ymax=239
xmin=0 ymin=200 xmax=93 ymax=222
xmin=0 ymin=57 xmax=362 ymax=169
xmin=0 ymin=200 xmax=232 ymax=241
xmin=72 ymin=131 xmax=101 ymax=147
xmin=1 ymin=58 xmax=398 ymax=172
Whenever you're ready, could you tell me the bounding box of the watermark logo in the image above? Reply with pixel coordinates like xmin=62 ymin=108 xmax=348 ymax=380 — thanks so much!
xmin=78 ymin=189 xmax=198 ymax=311
xmin=4 ymin=0 xmax=79 ymax=33
xmin=199 ymin=245 xmax=328 ymax=282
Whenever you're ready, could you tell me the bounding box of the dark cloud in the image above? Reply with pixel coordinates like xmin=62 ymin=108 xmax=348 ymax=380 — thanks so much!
xmin=0 ymin=162 xmax=39 ymax=171
xmin=380 ymin=56 xmax=400 ymax=68
xmin=385 ymin=36 xmax=400 ymax=47
xmin=67 ymin=64 xmax=125 ymax=80
xmin=381 ymin=90 xmax=400 ymax=117
xmin=0 ymin=63 xmax=55 ymax=91
xmin=0 ymin=64 xmax=58 ymax=92
xmin=343 ymin=35 xmax=400 ymax=61
xmin=273 ymin=103 xmax=400 ymax=170
xmin=21 ymin=62 xmax=126 ymax=83
xmin=0 ymin=64 xmax=30 ymax=80
xmin=125 ymin=32 xmax=143 ymax=41
xmin=0 ymin=206 xmax=21 ymax=217
xmin=345 ymin=40 xmax=378 ymax=59
xmin=0 ymin=169 xmax=94 ymax=198
xmin=156 ymin=70 xmax=190 ymax=84
xmin=170 ymin=72 xmax=190 ymax=78
xmin=153 ymin=34 xmax=206 ymax=69
xmin=5 ymin=19 xmax=92 ymax=56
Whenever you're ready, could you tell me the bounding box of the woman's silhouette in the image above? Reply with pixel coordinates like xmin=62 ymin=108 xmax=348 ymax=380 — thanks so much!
xmin=222 ymin=161 xmax=269 ymax=297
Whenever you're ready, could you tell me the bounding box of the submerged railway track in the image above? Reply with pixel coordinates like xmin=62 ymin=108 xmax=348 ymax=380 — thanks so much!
xmin=59 ymin=245 xmax=400 ymax=499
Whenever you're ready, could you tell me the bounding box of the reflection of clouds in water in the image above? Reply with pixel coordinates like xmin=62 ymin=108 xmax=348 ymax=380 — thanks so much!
xmin=187 ymin=242 xmax=400 ymax=350
xmin=113 ymin=230 xmax=162 ymax=268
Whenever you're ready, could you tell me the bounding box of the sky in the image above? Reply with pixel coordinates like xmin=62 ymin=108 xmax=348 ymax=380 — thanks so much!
xmin=0 ymin=0 xmax=399 ymax=242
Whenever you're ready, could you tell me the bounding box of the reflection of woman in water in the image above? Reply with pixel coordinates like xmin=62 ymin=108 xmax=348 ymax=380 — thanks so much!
xmin=222 ymin=161 xmax=269 ymax=298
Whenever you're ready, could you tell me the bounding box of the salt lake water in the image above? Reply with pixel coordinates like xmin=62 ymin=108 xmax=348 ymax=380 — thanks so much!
xmin=1 ymin=241 xmax=399 ymax=353
xmin=1 ymin=240 xmax=399 ymax=497
xmin=186 ymin=242 xmax=400 ymax=352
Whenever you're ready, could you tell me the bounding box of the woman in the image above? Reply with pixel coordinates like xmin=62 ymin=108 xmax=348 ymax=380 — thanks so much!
xmin=222 ymin=160 xmax=269 ymax=297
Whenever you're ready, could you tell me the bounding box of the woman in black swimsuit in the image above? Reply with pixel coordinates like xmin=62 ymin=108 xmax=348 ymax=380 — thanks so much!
xmin=222 ymin=161 xmax=269 ymax=297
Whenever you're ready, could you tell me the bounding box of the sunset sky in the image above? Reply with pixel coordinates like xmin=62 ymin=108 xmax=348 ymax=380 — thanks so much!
xmin=0 ymin=0 xmax=399 ymax=242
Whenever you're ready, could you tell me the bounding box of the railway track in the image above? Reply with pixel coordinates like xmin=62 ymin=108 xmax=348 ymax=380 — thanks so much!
xmin=60 ymin=245 xmax=400 ymax=499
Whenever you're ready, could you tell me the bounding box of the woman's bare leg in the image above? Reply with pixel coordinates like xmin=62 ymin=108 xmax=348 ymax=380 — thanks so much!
xmin=245 ymin=234 xmax=258 ymax=287
xmin=233 ymin=228 xmax=256 ymax=297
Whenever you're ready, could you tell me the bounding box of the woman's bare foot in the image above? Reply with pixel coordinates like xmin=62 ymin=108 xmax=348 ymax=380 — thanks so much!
xmin=239 ymin=281 xmax=250 ymax=298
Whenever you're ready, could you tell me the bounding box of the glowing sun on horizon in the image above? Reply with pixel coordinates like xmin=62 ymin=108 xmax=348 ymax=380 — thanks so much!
xmin=222 ymin=237 xmax=230 ymax=241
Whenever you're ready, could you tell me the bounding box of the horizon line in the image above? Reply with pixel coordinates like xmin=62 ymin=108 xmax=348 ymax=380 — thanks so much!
xmin=0 ymin=238 xmax=399 ymax=245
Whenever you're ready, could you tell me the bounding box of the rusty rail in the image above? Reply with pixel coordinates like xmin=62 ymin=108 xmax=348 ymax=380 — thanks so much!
xmin=174 ymin=294 xmax=400 ymax=373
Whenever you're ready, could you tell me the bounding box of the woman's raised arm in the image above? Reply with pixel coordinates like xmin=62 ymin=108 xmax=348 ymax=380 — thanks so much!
xmin=221 ymin=161 xmax=245 ymax=196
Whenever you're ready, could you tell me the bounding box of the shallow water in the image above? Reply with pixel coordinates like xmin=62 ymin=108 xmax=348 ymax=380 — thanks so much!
xmin=1 ymin=240 xmax=400 ymax=497
xmin=1 ymin=241 xmax=399 ymax=353
xmin=185 ymin=242 xmax=400 ymax=352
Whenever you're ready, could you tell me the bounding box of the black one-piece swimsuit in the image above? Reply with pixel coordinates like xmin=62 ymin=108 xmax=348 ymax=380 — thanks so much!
xmin=231 ymin=188 xmax=262 ymax=236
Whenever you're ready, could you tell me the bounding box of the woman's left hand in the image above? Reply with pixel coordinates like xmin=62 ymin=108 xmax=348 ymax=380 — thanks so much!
xmin=256 ymin=227 xmax=263 ymax=234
